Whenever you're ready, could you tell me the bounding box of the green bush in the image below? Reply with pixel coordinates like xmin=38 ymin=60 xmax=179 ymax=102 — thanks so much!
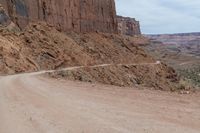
xmin=178 ymin=66 xmax=200 ymax=87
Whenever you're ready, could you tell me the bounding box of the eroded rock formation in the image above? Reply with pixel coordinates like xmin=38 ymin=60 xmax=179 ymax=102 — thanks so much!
xmin=0 ymin=0 xmax=117 ymax=33
xmin=117 ymin=15 xmax=141 ymax=36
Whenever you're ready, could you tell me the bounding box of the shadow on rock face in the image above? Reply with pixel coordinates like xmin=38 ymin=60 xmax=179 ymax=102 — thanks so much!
xmin=14 ymin=0 xmax=28 ymax=17
xmin=0 ymin=6 xmax=10 ymax=26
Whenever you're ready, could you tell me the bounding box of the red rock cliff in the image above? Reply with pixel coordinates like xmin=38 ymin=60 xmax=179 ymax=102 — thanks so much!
xmin=117 ymin=15 xmax=141 ymax=36
xmin=0 ymin=0 xmax=117 ymax=33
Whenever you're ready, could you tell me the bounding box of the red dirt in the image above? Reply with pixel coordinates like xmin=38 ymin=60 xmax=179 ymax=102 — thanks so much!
xmin=0 ymin=73 xmax=199 ymax=133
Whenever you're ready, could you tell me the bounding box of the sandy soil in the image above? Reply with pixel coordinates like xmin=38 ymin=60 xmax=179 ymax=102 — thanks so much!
xmin=0 ymin=71 xmax=200 ymax=133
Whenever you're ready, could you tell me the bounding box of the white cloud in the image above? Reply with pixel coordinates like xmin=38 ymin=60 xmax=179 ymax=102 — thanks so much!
xmin=115 ymin=0 xmax=200 ymax=34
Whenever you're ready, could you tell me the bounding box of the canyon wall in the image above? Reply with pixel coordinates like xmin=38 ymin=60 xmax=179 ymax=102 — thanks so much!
xmin=117 ymin=16 xmax=141 ymax=36
xmin=0 ymin=0 xmax=117 ymax=33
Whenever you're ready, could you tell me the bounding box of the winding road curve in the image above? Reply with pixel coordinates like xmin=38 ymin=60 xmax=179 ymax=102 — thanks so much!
xmin=0 ymin=62 xmax=200 ymax=133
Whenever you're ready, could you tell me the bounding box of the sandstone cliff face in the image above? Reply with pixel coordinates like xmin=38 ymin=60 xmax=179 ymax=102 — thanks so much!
xmin=0 ymin=0 xmax=117 ymax=33
xmin=117 ymin=15 xmax=141 ymax=36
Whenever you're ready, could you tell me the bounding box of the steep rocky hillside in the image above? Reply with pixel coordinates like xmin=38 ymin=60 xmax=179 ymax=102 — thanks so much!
xmin=0 ymin=22 xmax=152 ymax=73
xmin=0 ymin=22 xmax=180 ymax=90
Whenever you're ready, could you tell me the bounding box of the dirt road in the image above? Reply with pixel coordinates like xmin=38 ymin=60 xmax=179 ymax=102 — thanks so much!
xmin=0 ymin=65 xmax=200 ymax=133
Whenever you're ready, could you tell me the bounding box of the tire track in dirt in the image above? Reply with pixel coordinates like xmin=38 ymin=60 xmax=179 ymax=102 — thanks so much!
xmin=0 ymin=61 xmax=200 ymax=133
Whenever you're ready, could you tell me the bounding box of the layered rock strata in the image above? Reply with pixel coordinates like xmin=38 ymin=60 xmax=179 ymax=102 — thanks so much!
xmin=0 ymin=0 xmax=117 ymax=33
xmin=117 ymin=15 xmax=141 ymax=36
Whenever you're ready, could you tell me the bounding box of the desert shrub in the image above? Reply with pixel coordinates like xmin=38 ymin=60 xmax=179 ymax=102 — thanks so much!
xmin=178 ymin=67 xmax=200 ymax=87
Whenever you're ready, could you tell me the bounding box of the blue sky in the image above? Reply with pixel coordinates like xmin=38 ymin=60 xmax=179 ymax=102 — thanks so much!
xmin=115 ymin=0 xmax=200 ymax=34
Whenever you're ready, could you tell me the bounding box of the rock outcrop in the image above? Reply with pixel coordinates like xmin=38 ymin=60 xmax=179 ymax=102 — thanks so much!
xmin=0 ymin=0 xmax=117 ymax=33
xmin=117 ymin=15 xmax=141 ymax=36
